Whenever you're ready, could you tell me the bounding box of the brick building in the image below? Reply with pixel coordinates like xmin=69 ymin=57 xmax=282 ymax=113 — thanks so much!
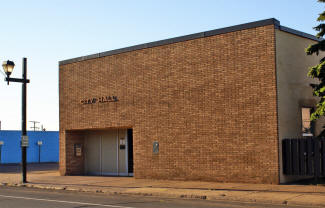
xmin=59 ymin=18 xmax=324 ymax=184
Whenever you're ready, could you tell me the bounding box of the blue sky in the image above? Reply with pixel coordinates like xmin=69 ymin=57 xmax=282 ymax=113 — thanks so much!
xmin=0 ymin=0 xmax=324 ymax=131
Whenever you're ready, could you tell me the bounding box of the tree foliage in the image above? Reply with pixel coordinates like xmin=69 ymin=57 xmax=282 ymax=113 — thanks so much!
xmin=306 ymin=1 xmax=325 ymax=132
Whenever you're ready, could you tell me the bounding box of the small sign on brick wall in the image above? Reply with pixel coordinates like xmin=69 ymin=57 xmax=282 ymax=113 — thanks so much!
xmin=153 ymin=141 xmax=159 ymax=154
xmin=74 ymin=144 xmax=82 ymax=157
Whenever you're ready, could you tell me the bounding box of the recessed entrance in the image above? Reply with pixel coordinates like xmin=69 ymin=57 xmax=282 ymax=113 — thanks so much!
xmin=84 ymin=129 xmax=133 ymax=176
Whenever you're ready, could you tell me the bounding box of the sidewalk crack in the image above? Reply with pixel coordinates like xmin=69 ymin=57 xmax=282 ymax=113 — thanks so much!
xmin=282 ymin=194 xmax=305 ymax=205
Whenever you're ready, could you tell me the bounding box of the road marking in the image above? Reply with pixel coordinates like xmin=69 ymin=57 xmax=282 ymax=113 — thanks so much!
xmin=0 ymin=194 xmax=135 ymax=208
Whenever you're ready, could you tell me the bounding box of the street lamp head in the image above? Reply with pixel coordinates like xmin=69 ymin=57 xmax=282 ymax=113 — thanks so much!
xmin=2 ymin=60 xmax=15 ymax=77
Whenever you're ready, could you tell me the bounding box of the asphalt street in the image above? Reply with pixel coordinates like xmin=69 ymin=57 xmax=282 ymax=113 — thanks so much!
xmin=0 ymin=186 xmax=319 ymax=208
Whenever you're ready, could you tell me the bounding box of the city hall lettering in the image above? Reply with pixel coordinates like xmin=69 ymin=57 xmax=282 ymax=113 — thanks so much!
xmin=81 ymin=96 xmax=118 ymax=105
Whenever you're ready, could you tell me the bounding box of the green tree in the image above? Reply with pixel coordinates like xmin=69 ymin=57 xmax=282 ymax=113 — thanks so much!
xmin=306 ymin=0 xmax=325 ymax=136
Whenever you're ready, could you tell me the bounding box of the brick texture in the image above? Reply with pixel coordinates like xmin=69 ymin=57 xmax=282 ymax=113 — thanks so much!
xmin=60 ymin=131 xmax=84 ymax=175
xmin=59 ymin=24 xmax=279 ymax=184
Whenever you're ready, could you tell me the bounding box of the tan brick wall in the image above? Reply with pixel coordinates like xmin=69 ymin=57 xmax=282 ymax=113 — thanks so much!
xmin=59 ymin=24 xmax=279 ymax=184
xmin=59 ymin=131 xmax=66 ymax=175
xmin=63 ymin=131 xmax=84 ymax=175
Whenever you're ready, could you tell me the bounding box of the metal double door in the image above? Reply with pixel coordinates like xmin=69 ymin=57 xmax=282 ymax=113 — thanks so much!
xmin=84 ymin=129 xmax=128 ymax=176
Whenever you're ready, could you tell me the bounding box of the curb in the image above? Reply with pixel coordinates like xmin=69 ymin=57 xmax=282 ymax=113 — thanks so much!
xmin=1 ymin=182 xmax=324 ymax=207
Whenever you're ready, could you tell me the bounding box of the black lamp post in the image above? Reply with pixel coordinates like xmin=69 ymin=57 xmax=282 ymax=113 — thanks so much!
xmin=2 ymin=58 xmax=30 ymax=183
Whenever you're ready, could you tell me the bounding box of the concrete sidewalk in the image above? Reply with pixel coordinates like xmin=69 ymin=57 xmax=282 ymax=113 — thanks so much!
xmin=1 ymin=165 xmax=325 ymax=207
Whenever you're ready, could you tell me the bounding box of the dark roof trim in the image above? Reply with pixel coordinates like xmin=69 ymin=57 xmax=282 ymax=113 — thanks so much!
xmin=59 ymin=18 xmax=317 ymax=66
xmin=278 ymin=25 xmax=321 ymax=41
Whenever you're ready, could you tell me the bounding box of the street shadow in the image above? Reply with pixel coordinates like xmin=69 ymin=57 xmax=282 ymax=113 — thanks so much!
xmin=0 ymin=163 xmax=58 ymax=173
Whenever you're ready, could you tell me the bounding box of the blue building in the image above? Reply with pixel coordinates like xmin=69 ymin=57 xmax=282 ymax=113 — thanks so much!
xmin=0 ymin=130 xmax=59 ymax=164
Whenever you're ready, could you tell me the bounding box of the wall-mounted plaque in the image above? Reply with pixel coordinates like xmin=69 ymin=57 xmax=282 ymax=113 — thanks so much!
xmin=153 ymin=141 xmax=159 ymax=154
xmin=120 ymin=138 xmax=126 ymax=149
xmin=74 ymin=144 xmax=82 ymax=157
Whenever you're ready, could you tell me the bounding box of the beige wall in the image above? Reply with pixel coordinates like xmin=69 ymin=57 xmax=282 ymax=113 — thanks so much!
xmin=276 ymin=30 xmax=325 ymax=183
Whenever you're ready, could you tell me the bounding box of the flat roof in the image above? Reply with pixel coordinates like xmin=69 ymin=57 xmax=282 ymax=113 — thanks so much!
xmin=59 ymin=18 xmax=320 ymax=66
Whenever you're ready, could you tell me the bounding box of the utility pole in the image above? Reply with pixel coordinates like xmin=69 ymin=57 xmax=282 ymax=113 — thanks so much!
xmin=41 ymin=124 xmax=46 ymax=131
xmin=29 ymin=121 xmax=40 ymax=131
